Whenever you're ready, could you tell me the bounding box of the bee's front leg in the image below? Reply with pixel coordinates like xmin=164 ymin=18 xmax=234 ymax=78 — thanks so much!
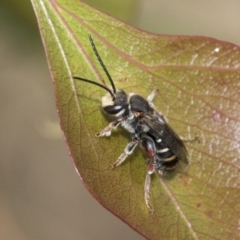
xmin=95 ymin=117 xmax=124 ymax=137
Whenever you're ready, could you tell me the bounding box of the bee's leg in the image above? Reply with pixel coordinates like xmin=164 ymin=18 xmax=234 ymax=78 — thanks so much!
xmin=112 ymin=140 xmax=138 ymax=167
xmin=147 ymin=87 xmax=158 ymax=102
xmin=181 ymin=136 xmax=201 ymax=143
xmin=144 ymin=173 xmax=153 ymax=212
xmin=96 ymin=117 xmax=124 ymax=137
xmin=144 ymin=156 xmax=156 ymax=213
xmin=140 ymin=136 xmax=157 ymax=212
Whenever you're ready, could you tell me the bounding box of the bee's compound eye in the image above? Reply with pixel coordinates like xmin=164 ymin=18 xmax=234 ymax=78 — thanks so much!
xmin=103 ymin=105 xmax=123 ymax=114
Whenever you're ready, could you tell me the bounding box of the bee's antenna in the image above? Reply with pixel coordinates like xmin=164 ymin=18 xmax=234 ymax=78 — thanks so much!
xmin=73 ymin=77 xmax=115 ymax=100
xmin=88 ymin=34 xmax=116 ymax=94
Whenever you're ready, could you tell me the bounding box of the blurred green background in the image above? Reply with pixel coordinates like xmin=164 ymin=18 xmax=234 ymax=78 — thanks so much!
xmin=0 ymin=0 xmax=239 ymax=239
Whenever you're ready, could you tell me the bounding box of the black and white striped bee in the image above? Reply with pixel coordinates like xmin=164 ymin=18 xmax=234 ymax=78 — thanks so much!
xmin=74 ymin=35 xmax=188 ymax=210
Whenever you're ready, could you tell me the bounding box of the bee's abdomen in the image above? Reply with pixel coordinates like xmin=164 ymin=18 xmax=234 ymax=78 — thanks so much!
xmin=156 ymin=147 xmax=179 ymax=172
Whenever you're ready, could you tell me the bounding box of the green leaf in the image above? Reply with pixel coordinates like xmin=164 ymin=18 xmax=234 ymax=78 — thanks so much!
xmin=82 ymin=0 xmax=139 ymax=22
xmin=31 ymin=0 xmax=240 ymax=239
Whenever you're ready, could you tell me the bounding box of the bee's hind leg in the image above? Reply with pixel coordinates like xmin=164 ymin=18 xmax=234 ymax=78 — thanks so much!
xmin=181 ymin=135 xmax=201 ymax=143
xmin=144 ymin=155 xmax=157 ymax=213
xmin=140 ymin=136 xmax=157 ymax=212
xmin=144 ymin=173 xmax=153 ymax=213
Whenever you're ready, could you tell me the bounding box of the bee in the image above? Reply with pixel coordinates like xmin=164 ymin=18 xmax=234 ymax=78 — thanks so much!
xmin=74 ymin=35 xmax=188 ymax=210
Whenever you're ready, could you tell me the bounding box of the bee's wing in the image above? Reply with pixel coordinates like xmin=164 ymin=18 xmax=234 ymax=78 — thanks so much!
xmin=142 ymin=113 xmax=188 ymax=164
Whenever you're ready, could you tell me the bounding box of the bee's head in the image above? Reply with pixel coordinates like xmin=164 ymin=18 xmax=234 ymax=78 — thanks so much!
xmin=101 ymin=89 xmax=128 ymax=115
xmin=73 ymin=35 xmax=128 ymax=116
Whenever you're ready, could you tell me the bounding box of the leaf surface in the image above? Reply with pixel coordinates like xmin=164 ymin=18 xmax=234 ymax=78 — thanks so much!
xmin=31 ymin=0 xmax=240 ymax=239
